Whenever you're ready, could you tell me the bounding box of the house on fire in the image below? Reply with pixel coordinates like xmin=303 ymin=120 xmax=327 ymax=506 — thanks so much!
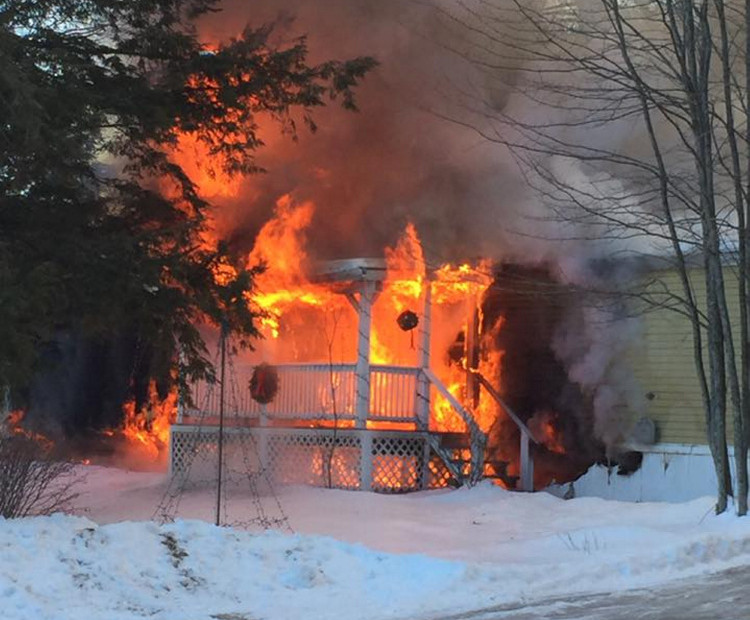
xmin=169 ymin=258 xmax=537 ymax=494
xmin=169 ymin=248 xmax=746 ymax=501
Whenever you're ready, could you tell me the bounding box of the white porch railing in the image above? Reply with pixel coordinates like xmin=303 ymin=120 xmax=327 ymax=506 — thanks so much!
xmin=369 ymin=365 xmax=419 ymax=421
xmin=184 ymin=363 xmax=420 ymax=424
xmin=182 ymin=362 xmax=535 ymax=491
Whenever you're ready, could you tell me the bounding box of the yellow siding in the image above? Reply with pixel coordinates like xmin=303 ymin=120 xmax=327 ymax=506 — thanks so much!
xmin=632 ymin=267 xmax=741 ymax=445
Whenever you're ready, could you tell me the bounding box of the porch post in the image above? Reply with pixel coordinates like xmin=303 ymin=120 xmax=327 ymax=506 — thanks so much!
xmin=465 ymin=296 xmax=480 ymax=408
xmin=420 ymin=434 xmax=431 ymax=490
xmin=360 ymin=430 xmax=373 ymax=491
xmin=176 ymin=349 xmax=186 ymax=424
xmin=355 ymin=280 xmax=377 ymax=429
xmin=416 ymin=279 xmax=432 ymax=430
xmin=520 ymin=429 xmax=534 ymax=492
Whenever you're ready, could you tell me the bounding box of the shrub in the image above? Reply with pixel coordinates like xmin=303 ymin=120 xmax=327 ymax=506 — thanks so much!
xmin=0 ymin=435 xmax=81 ymax=518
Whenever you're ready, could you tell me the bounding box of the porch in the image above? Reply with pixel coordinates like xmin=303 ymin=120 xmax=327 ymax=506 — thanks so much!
xmin=168 ymin=259 xmax=537 ymax=493
xmin=170 ymin=361 xmax=537 ymax=492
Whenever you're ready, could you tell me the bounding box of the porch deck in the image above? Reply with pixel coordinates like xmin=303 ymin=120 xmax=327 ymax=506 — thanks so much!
xmin=168 ymin=258 xmax=537 ymax=493
xmin=169 ymin=362 xmax=474 ymax=492
xmin=169 ymin=361 xmax=535 ymax=492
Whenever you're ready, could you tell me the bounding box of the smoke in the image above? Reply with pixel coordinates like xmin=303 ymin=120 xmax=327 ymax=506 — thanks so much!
xmin=196 ymin=0 xmax=538 ymax=264
xmin=193 ymin=0 xmax=652 ymax=452
xmin=552 ymin=296 xmax=646 ymax=451
xmin=197 ymin=0 xmax=661 ymax=264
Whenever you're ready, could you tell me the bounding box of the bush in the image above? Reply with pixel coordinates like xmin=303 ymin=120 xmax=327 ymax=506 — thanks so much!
xmin=0 ymin=435 xmax=81 ymax=518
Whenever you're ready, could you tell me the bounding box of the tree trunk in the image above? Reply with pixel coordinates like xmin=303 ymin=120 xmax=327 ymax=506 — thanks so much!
xmin=714 ymin=0 xmax=748 ymax=515
xmin=704 ymin=258 xmax=731 ymax=512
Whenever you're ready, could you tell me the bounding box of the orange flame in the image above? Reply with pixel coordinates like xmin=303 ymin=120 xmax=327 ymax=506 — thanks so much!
xmin=233 ymin=201 xmax=501 ymax=435
xmin=3 ymin=409 xmax=54 ymax=449
xmin=121 ymin=380 xmax=177 ymax=461
xmin=529 ymin=410 xmax=566 ymax=454
xmin=245 ymin=195 xmax=339 ymax=339
xmin=173 ymin=131 xmax=243 ymax=198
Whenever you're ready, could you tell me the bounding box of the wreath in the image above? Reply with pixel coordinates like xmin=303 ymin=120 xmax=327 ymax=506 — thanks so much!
xmin=249 ymin=363 xmax=280 ymax=404
xmin=397 ymin=309 xmax=419 ymax=331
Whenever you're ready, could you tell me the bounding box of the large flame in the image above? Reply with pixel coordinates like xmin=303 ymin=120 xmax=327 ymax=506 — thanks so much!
xmin=246 ymin=195 xmax=338 ymax=339
xmin=235 ymin=194 xmax=499 ymax=436
xmin=21 ymin=188 xmax=511 ymax=469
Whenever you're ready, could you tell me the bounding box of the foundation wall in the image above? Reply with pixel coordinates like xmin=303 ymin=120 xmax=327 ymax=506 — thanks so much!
xmin=546 ymin=443 xmax=750 ymax=503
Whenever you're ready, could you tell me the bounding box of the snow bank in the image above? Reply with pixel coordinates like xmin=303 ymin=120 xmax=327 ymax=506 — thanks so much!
xmin=2 ymin=469 xmax=750 ymax=620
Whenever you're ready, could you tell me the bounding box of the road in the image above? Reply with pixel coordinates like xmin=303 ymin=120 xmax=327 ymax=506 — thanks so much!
xmin=432 ymin=565 xmax=750 ymax=620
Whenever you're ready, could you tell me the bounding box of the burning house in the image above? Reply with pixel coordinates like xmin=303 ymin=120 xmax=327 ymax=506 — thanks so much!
xmin=5 ymin=0 xmax=743 ymax=509
xmin=6 ymin=0 xmax=642 ymax=497
xmin=169 ymin=211 xmax=511 ymax=493
xmin=170 ymin=249 xmax=505 ymax=493
xmin=168 ymin=203 xmax=605 ymax=493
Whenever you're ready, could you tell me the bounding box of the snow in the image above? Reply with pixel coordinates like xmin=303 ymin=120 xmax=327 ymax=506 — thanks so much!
xmin=2 ymin=466 xmax=750 ymax=620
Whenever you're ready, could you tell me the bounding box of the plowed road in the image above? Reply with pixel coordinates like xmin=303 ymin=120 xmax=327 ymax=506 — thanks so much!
xmin=433 ymin=564 xmax=750 ymax=620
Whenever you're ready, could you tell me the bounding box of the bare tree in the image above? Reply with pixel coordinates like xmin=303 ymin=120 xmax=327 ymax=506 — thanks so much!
xmin=0 ymin=435 xmax=81 ymax=518
xmin=431 ymin=0 xmax=750 ymax=514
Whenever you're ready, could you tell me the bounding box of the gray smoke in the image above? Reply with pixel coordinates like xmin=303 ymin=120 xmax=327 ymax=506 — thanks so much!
xmin=197 ymin=0 xmax=651 ymax=450
xmin=199 ymin=0 xmax=540 ymax=264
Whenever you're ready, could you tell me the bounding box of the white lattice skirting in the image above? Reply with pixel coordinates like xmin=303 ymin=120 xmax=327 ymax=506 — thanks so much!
xmin=169 ymin=426 xmax=452 ymax=492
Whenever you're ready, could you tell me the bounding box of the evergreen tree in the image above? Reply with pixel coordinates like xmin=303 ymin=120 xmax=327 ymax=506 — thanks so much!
xmin=0 ymin=0 xmax=375 ymax=414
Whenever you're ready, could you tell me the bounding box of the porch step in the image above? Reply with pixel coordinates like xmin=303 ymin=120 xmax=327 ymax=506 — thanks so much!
xmin=431 ymin=432 xmax=519 ymax=489
xmin=484 ymin=459 xmax=519 ymax=489
xmin=437 ymin=432 xmax=471 ymax=450
xmin=427 ymin=435 xmax=464 ymax=483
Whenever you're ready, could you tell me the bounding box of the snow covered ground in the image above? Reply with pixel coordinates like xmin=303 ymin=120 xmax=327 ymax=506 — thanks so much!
xmin=2 ymin=465 xmax=750 ymax=620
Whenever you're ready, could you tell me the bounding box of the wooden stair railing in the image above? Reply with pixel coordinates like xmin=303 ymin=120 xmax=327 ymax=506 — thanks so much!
xmin=430 ymin=432 xmax=519 ymax=489
xmin=422 ymin=367 xmax=538 ymax=491
xmin=470 ymin=369 xmax=538 ymax=491
xmin=422 ymin=368 xmax=486 ymax=486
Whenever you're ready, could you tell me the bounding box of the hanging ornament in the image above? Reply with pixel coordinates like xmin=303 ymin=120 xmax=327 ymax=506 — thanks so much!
xmin=249 ymin=363 xmax=279 ymax=404
xmin=396 ymin=309 xmax=419 ymax=332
